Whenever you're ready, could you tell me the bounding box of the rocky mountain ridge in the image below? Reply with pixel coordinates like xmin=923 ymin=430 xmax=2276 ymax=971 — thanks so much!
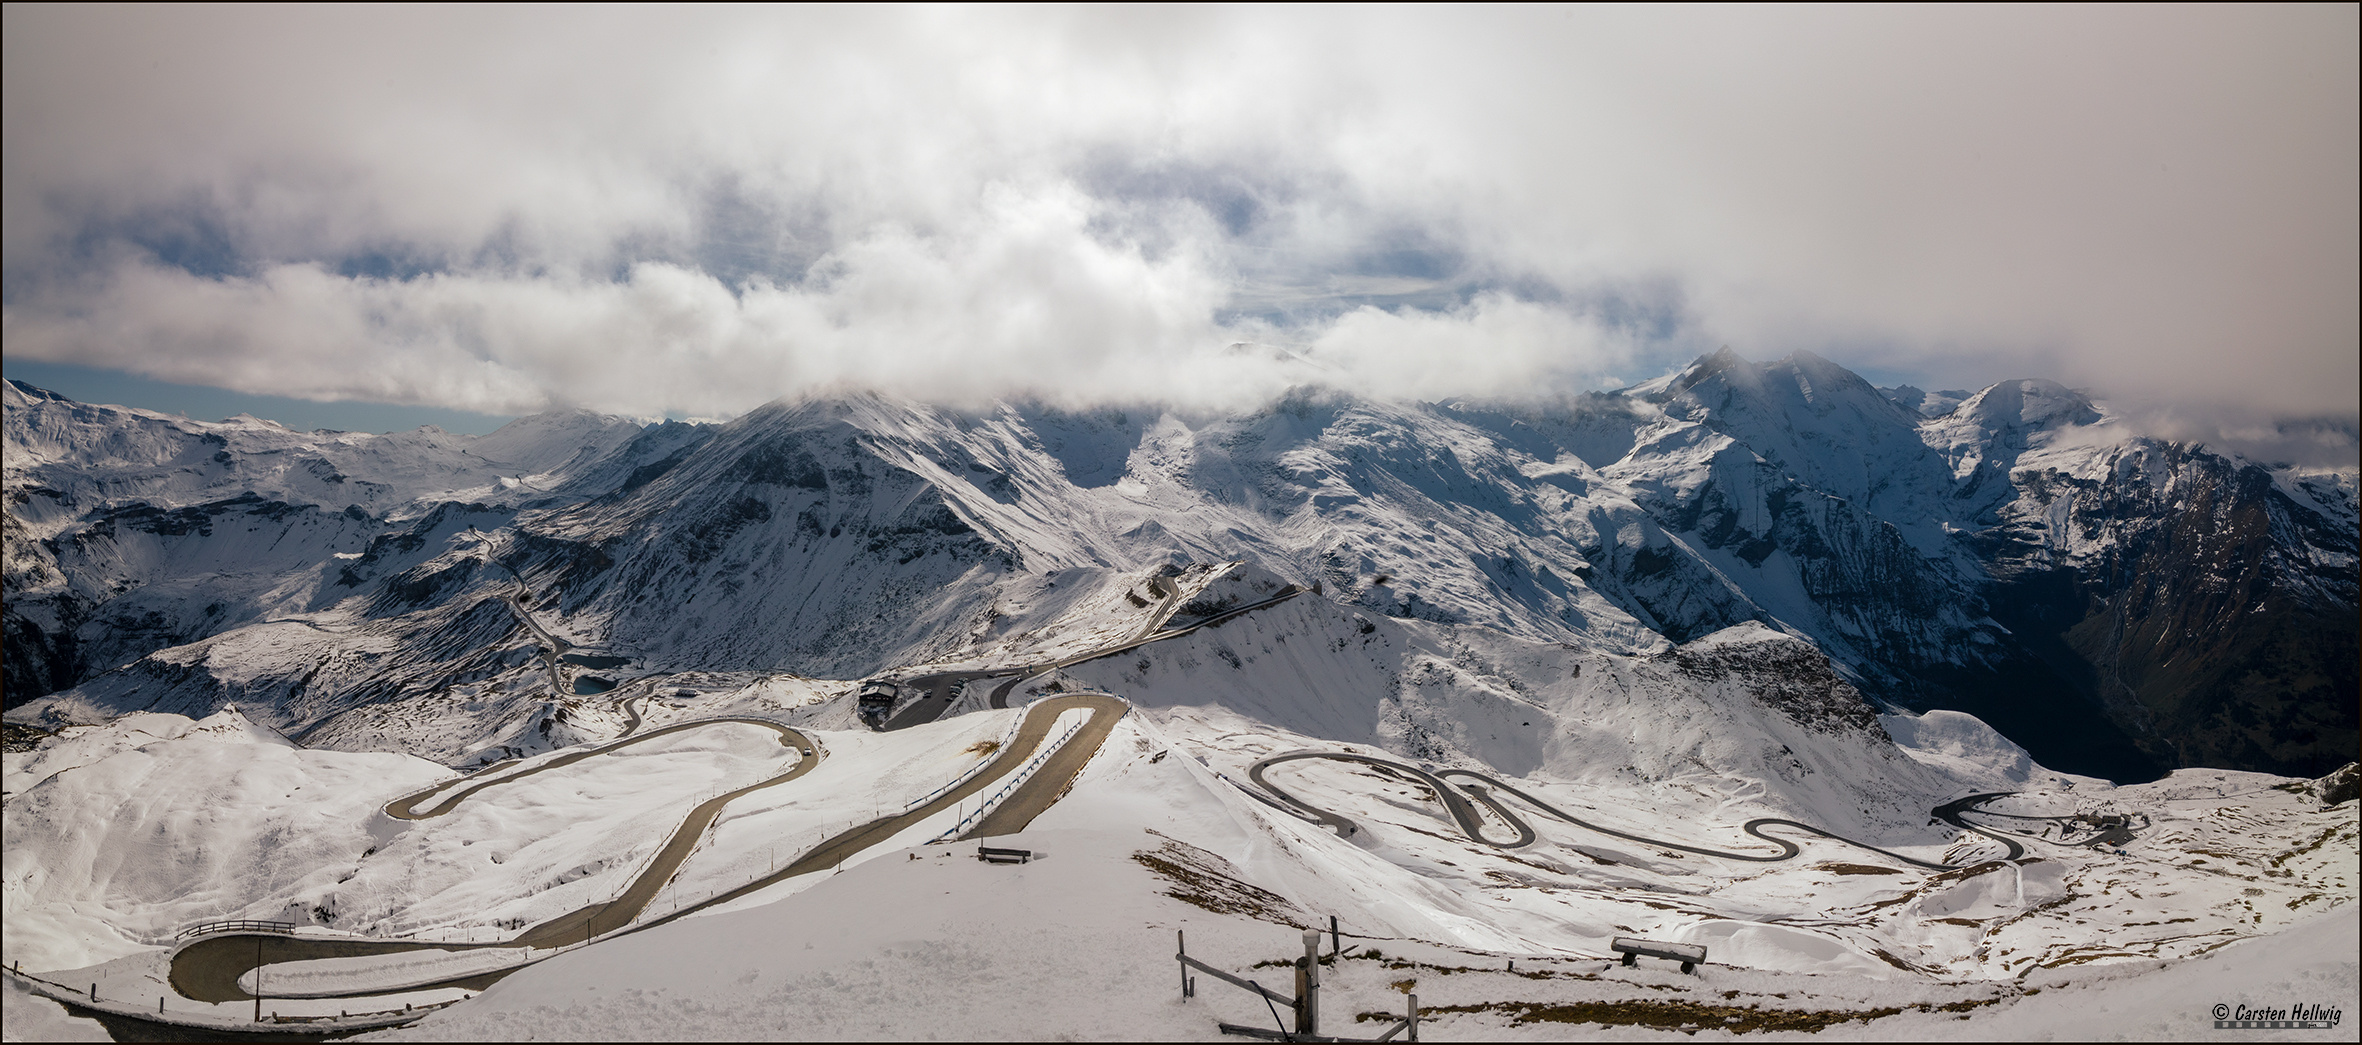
xmin=5 ymin=352 xmax=2353 ymax=780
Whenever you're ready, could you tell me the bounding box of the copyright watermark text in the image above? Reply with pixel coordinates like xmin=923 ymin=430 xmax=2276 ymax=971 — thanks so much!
xmin=2211 ymin=1002 xmax=2343 ymax=1030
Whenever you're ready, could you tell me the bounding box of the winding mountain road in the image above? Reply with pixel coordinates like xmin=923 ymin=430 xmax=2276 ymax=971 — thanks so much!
xmin=167 ymin=574 xmax=1302 ymax=1010
xmin=385 ymin=717 xmax=809 ymax=821
xmin=167 ymin=694 xmax=1127 ymax=1007
xmin=149 ymin=570 xmax=2016 ymax=1022
xmin=881 ymin=667 xmax=1021 ymax=731
xmin=876 ymin=577 xmax=1308 ymax=728
xmin=878 ymin=574 xmax=1188 ymax=729
xmin=1249 ymin=750 xmax=2025 ymax=871
xmin=1926 ymin=792 xmax=2035 ymax=860
xmin=985 ymin=585 xmax=1307 ymax=711
xmin=1250 ymin=752 xmax=1534 ymax=848
xmin=176 ymin=717 xmax=818 ymax=1003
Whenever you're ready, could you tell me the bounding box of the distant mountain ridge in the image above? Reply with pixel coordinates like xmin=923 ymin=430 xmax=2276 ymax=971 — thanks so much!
xmin=5 ymin=354 xmax=2354 ymax=780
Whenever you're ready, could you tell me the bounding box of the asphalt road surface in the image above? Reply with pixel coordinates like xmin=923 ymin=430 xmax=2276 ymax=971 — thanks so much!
xmin=691 ymin=693 xmax=1128 ymax=911
xmin=885 ymin=574 xmax=1191 ymax=728
xmin=152 ymin=573 xmax=1264 ymax=1016
xmin=168 ymin=695 xmax=1124 ymax=1006
xmin=965 ymin=694 xmax=1129 ymax=838
xmin=177 ymin=717 xmax=817 ymax=1003
xmin=1249 ymin=750 xmax=2024 ymax=871
xmin=1249 ymin=751 xmax=1533 ymax=847
xmin=881 ymin=668 xmax=1019 ymax=731
xmin=385 ymin=717 xmax=808 ymax=821
xmin=986 ymin=586 xmax=1307 ymax=711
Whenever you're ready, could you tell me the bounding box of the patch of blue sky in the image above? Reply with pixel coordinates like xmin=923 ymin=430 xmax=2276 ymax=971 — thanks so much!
xmin=1 ymin=360 xmax=517 ymax=436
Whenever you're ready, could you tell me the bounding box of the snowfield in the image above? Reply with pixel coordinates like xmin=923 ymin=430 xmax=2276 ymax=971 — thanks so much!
xmin=2 ymin=708 xmax=447 ymax=970
xmin=363 ymin=720 xmax=2357 ymax=1042
xmin=5 ymin=665 xmax=2353 ymax=1040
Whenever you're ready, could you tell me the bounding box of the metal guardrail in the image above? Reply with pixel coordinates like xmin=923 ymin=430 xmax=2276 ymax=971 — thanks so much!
xmin=174 ymin=919 xmax=298 ymax=941
xmin=5 ymin=963 xmax=462 ymax=1034
xmin=929 ymin=712 xmax=1092 ymax=842
xmin=903 ymin=713 xmax=1028 ymax=812
xmin=263 ymin=1000 xmax=460 ymax=1026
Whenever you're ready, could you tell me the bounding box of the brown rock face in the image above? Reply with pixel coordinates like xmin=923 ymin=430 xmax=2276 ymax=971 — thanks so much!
xmin=1985 ymin=446 xmax=2359 ymax=778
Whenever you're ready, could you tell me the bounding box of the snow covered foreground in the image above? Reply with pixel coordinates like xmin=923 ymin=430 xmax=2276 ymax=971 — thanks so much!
xmin=5 ymin=677 xmax=2355 ymax=1041
xmin=364 ymin=731 xmax=2360 ymax=1042
xmin=377 ymin=891 xmax=2357 ymax=1042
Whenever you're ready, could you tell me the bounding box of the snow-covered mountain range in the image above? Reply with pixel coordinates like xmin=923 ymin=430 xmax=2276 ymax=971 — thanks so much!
xmin=5 ymin=350 xmax=2355 ymax=780
xmin=6 ymin=355 xmax=2356 ymax=1041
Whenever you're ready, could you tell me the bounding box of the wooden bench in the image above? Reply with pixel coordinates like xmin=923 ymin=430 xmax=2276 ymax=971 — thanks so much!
xmin=1611 ymin=937 xmax=1706 ymax=974
xmin=977 ymin=846 xmax=1032 ymax=864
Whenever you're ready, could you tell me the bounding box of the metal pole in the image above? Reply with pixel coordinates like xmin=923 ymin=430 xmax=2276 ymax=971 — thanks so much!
xmin=254 ymin=935 xmax=262 ymax=1022
xmin=1300 ymin=928 xmax=1321 ymax=1037
xmin=1331 ymin=914 xmax=1341 ymax=957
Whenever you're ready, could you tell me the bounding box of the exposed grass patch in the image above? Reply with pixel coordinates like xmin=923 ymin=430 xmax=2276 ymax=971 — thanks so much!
xmin=2270 ymin=823 xmax=2355 ymax=868
xmin=1367 ymin=999 xmax=1904 ymax=1033
xmin=1363 ymin=995 xmax=2002 ymax=1033
xmin=1133 ymin=836 xmax=1305 ymax=926
xmin=2035 ymin=948 xmax=2146 ymax=969
xmin=1869 ymin=947 xmax=1928 ymax=973
xmin=1358 ymin=956 xmax=1602 ymax=983
xmin=1924 ymin=860 xmax=2011 ymax=886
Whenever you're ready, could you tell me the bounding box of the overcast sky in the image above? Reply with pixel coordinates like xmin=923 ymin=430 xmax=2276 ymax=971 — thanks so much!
xmin=4 ymin=6 xmax=2355 ymax=447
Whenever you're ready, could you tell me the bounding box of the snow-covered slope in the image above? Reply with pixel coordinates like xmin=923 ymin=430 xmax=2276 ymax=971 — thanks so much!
xmin=1 ymin=379 xmax=670 ymax=712
xmin=0 ymin=708 xmax=447 ymax=968
xmin=7 ymin=686 xmax=2348 ymax=1040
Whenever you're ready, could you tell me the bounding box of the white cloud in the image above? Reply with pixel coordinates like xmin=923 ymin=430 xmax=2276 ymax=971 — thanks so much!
xmin=3 ymin=6 xmax=2353 ymax=423
xmin=4 ymin=185 xmax=1303 ymax=415
xmin=1309 ymin=295 xmax=1633 ymax=402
